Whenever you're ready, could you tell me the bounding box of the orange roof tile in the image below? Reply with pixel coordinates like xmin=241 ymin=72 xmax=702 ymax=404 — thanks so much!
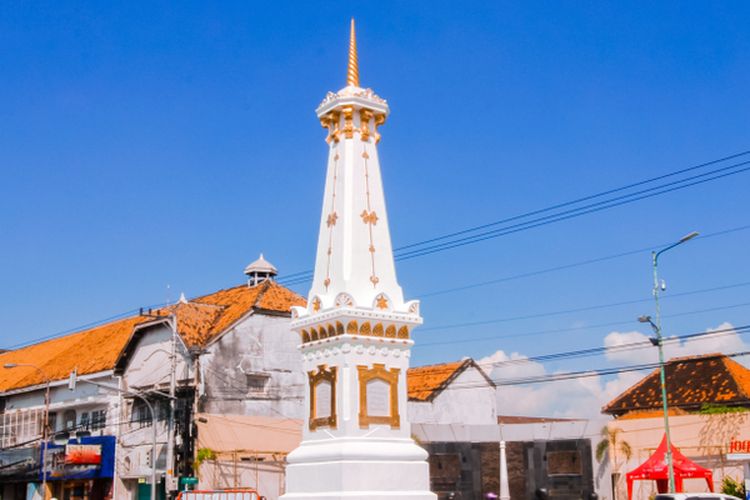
xmin=408 ymin=361 xmax=464 ymax=401
xmin=1 ymin=281 xmax=306 ymax=392
xmin=172 ymin=280 xmax=306 ymax=347
xmin=0 ymin=316 xmax=146 ymax=392
xmin=602 ymin=353 xmax=750 ymax=417
xmin=407 ymin=359 xmax=496 ymax=402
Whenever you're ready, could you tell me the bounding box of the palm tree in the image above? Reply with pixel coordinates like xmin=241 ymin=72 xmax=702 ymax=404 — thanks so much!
xmin=597 ymin=426 xmax=633 ymax=500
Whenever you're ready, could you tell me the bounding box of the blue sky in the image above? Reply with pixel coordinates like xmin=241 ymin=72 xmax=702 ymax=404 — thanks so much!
xmin=2 ymin=2 xmax=749 ymax=414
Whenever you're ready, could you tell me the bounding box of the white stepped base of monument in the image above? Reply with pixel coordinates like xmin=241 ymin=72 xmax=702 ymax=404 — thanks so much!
xmin=281 ymin=437 xmax=437 ymax=500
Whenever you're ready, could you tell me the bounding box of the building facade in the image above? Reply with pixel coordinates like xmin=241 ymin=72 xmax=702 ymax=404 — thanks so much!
xmin=0 ymin=259 xmax=306 ymax=500
xmin=0 ymin=369 xmax=120 ymax=500
xmin=602 ymin=353 xmax=750 ymax=500
xmin=408 ymin=359 xmax=497 ymax=426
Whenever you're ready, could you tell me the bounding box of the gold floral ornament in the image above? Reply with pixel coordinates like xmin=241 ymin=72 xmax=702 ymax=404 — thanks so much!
xmin=359 ymin=109 xmax=373 ymax=142
xmin=326 ymin=212 xmax=338 ymax=227
xmin=312 ymin=297 xmax=321 ymax=312
xmin=375 ymin=294 xmax=388 ymax=310
xmin=360 ymin=210 xmax=378 ymax=225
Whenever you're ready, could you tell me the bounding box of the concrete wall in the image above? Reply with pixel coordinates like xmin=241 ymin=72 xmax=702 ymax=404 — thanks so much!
xmin=408 ymin=366 xmax=497 ymax=425
xmin=523 ymin=438 xmax=595 ymax=500
xmin=413 ymin=420 xmax=613 ymax=500
xmin=199 ymin=313 xmax=304 ymax=419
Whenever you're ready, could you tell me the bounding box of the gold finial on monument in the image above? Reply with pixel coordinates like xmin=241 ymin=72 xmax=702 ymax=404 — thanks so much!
xmin=347 ymin=18 xmax=359 ymax=87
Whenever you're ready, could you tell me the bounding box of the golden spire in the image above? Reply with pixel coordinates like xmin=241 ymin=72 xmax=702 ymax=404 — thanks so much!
xmin=347 ymin=18 xmax=359 ymax=87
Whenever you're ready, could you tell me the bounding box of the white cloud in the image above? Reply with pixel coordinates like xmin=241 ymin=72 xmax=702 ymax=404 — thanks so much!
xmin=604 ymin=322 xmax=747 ymax=364
xmin=478 ymin=349 xmax=613 ymax=419
xmin=478 ymin=322 xmax=746 ymax=419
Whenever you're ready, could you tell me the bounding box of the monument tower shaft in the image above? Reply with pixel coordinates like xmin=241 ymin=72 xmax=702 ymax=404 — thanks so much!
xmin=282 ymin=20 xmax=435 ymax=500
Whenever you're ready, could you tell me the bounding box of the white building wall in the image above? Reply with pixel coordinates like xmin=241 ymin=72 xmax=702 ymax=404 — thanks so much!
xmin=408 ymin=367 xmax=497 ymax=425
xmin=608 ymin=414 xmax=748 ymax=500
xmin=200 ymin=313 xmax=305 ymax=419
xmin=115 ymin=324 xmax=194 ymax=499
xmin=122 ymin=324 xmax=193 ymax=391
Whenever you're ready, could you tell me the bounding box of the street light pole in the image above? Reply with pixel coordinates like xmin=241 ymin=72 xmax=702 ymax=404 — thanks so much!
xmin=4 ymin=363 xmax=51 ymax=500
xmin=646 ymin=231 xmax=698 ymax=493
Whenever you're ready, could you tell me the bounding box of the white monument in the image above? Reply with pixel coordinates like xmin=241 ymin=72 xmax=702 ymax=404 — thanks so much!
xmin=282 ymin=20 xmax=436 ymax=500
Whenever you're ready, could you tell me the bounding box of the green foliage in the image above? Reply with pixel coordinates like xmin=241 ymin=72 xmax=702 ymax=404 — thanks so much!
xmin=197 ymin=448 xmax=217 ymax=462
xmin=596 ymin=426 xmax=632 ymax=464
xmin=194 ymin=447 xmax=218 ymax=477
xmin=699 ymin=403 xmax=750 ymax=414
xmin=595 ymin=439 xmax=609 ymax=463
xmin=721 ymin=475 xmax=745 ymax=499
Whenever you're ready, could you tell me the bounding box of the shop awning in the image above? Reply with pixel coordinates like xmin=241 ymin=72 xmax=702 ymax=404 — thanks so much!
xmin=195 ymin=413 xmax=302 ymax=457
xmin=626 ymin=434 xmax=713 ymax=500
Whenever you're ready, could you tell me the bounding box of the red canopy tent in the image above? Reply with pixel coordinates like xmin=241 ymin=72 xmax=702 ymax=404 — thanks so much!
xmin=626 ymin=434 xmax=713 ymax=500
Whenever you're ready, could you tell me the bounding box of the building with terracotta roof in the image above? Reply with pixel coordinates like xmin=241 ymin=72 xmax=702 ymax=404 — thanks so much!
xmin=0 ymin=259 xmax=306 ymax=500
xmin=603 ymin=353 xmax=750 ymax=418
xmin=407 ymin=359 xmax=497 ymax=425
xmin=600 ymin=353 xmax=750 ymax=500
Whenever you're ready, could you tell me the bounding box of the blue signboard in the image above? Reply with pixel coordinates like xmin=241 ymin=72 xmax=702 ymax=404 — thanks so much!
xmin=39 ymin=435 xmax=115 ymax=481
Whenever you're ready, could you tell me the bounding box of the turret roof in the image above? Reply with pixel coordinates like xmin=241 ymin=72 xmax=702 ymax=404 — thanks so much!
xmin=244 ymin=253 xmax=278 ymax=276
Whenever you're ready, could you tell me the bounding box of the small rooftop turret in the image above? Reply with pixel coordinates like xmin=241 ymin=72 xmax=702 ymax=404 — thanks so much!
xmin=244 ymin=253 xmax=278 ymax=286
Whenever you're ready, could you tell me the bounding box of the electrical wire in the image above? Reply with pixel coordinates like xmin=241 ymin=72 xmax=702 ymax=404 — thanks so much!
xmin=416 ymin=301 xmax=750 ymax=348
xmin=231 ymin=322 xmax=750 ymax=394
xmin=419 ymin=280 xmax=750 ymax=332
xmin=397 ymin=150 xmax=750 ymax=251
xmin=8 ymin=152 xmax=750 ymax=349
xmin=416 ymin=224 xmax=750 ymax=298
xmin=394 ymin=160 xmax=750 ymax=261
xmin=276 ymin=151 xmax=750 ymax=285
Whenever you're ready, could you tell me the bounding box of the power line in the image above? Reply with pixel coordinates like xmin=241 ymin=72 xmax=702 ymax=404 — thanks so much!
xmin=415 ymin=301 xmax=750 ymax=348
xmin=493 ymin=350 xmax=750 ymax=387
xmin=419 ymin=280 xmax=750 ymax=332
xmin=413 ymin=349 xmax=750 ymax=393
xmin=394 ymin=160 xmax=750 ymax=261
xmin=240 ymin=322 xmax=750 ymax=393
xmin=276 ymin=150 xmax=750 ymax=285
xmin=482 ymin=324 xmax=750 ymax=368
xmin=416 ymin=224 xmax=750 ymax=298
xmin=9 ymin=148 xmax=750 ymax=348
xmin=9 ymin=223 xmax=746 ymax=352
xmin=398 ymin=150 xmax=750 ymax=252
xmin=405 ymin=323 xmax=750 ymax=381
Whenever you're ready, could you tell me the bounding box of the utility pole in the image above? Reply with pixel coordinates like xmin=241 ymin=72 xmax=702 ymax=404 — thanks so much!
xmin=639 ymin=230 xmax=698 ymax=493
xmin=165 ymin=314 xmax=179 ymax=496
